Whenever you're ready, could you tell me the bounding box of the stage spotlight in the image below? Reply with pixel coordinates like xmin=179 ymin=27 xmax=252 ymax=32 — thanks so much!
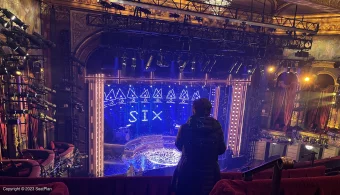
xmin=138 ymin=7 xmax=151 ymax=15
xmin=33 ymin=32 xmax=56 ymax=48
xmin=97 ymin=0 xmax=110 ymax=7
xmin=169 ymin=13 xmax=180 ymax=19
xmin=145 ymin=55 xmax=153 ymax=70
xmin=7 ymin=39 xmax=28 ymax=56
xmin=179 ymin=61 xmax=187 ymax=72
xmin=304 ymin=76 xmax=310 ymax=82
xmin=1 ymin=9 xmax=27 ymax=30
xmin=194 ymin=16 xmax=203 ymax=23
xmin=12 ymin=26 xmax=44 ymax=47
xmin=191 ymin=58 xmax=196 ymax=72
xmin=14 ymin=67 xmax=22 ymax=76
xmin=267 ymin=66 xmax=275 ymax=73
xmin=121 ymin=54 xmax=127 ymax=67
xmin=1 ymin=9 xmax=16 ymax=20
xmin=110 ymin=2 xmax=125 ymax=10
xmin=0 ymin=17 xmax=10 ymax=28
xmin=131 ymin=57 xmax=137 ymax=69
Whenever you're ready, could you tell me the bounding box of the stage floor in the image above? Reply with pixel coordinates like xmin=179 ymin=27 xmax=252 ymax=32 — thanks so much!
xmin=104 ymin=135 xmax=181 ymax=176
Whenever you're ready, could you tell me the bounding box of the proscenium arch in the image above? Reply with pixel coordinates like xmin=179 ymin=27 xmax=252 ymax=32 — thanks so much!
xmin=73 ymin=30 xmax=106 ymax=73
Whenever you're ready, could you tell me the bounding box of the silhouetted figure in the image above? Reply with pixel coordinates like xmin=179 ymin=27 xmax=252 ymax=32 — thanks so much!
xmin=172 ymin=98 xmax=226 ymax=195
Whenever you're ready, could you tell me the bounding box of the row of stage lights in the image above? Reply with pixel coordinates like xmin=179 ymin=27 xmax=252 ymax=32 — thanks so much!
xmin=0 ymin=8 xmax=55 ymax=58
xmin=0 ymin=8 xmax=57 ymax=123
xmin=228 ymin=83 xmax=245 ymax=154
xmin=97 ymin=0 xmax=205 ymax=22
xmin=106 ymin=49 xmax=255 ymax=75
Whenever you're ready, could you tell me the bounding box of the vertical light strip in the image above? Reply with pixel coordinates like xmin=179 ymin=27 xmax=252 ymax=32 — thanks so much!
xmin=227 ymin=80 xmax=248 ymax=156
xmin=213 ymin=86 xmax=220 ymax=118
xmin=237 ymin=84 xmax=247 ymax=155
xmin=88 ymin=82 xmax=94 ymax=173
xmin=93 ymin=74 xmax=104 ymax=177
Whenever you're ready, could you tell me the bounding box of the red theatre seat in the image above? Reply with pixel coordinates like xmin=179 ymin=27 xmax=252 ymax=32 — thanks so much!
xmin=220 ymin=166 xmax=326 ymax=180
xmin=0 ymin=182 xmax=69 ymax=195
xmin=210 ymin=175 xmax=340 ymax=195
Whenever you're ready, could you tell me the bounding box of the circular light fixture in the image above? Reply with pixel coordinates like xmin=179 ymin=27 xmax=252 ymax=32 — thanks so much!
xmin=205 ymin=0 xmax=232 ymax=6
xmin=304 ymin=77 xmax=310 ymax=82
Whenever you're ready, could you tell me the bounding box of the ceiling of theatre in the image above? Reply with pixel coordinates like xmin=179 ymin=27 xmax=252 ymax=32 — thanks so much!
xmin=47 ymin=0 xmax=334 ymax=15
xmin=46 ymin=0 xmax=340 ymax=34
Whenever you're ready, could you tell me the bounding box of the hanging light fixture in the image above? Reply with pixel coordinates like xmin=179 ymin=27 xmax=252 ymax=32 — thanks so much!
xmin=205 ymin=0 xmax=232 ymax=7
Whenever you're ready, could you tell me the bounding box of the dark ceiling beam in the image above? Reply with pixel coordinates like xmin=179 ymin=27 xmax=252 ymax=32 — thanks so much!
xmin=111 ymin=0 xmax=318 ymax=34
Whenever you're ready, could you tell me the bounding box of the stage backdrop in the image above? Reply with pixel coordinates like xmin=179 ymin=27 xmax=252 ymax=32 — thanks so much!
xmin=102 ymin=82 xmax=231 ymax=176
xmin=103 ymin=83 xmax=232 ymax=143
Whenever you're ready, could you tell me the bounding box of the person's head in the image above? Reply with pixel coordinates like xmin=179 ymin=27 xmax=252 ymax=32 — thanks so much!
xmin=192 ymin=98 xmax=212 ymax=117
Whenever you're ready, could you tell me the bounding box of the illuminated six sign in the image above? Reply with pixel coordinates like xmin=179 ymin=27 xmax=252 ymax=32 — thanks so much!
xmin=129 ymin=110 xmax=163 ymax=122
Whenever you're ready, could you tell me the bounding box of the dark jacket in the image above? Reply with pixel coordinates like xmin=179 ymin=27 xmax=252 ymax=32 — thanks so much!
xmin=172 ymin=116 xmax=226 ymax=195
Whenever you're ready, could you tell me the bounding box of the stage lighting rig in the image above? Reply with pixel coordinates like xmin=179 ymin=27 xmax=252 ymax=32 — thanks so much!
xmin=74 ymin=103 xmax=84 ymax=113
xmin=1 ymin=29 xmax=29 ymax=48
xmin=0 ymin=9 xmax=28 ymax=30
xmin=32 ymin=113 xmax=56 ymax=123
xmin=156 ymin=50 xmax=169 ymax=67
xmin=12 ymin=27 xmax=44 ymax=47
xmin=6 ymin=92 xmax=42 ymax=99
xmin=32 ymin=32 xmax=56 ymax=48
xmin=145 ymin=55 xmax=154 ymax=71
xmin=0 ymin=66 xmax=23 ymax=76
xmin=0 ymin=17 xmax=9 ymax=28
xmin=194 ymin=16 xmax=203 ymax=23
xmin=109 ymin=2 xmax=125 ymax=10
xmin=97 ymin=0 xmax=110 ymax=7
xmin=134 ymin=7 xmax=151 ymax=17
xmin=179 ymin=61 xmax=187 ymax=72
xmin=131 ymin=56 xmax=137 ymax=69
xmin=6 ymin=110 xmax=30 ymax=115
xmin=6 ymin=39 xmax=28 ymax=57
xmin=30 ymin=84 xmax=56 ymax=95
xmin=169 ymin=13 xmax=180 ymax=19
xmin=191 ymin=58 xmax=196 ymax=72
xmin=0 ymin=9 xmax=16 ymax=21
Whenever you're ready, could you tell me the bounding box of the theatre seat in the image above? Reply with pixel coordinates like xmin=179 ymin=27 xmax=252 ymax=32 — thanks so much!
xmin=22 ymin=149 xmax=55 ymax=171
xmin=220 ymin=166 xmax=326 ymax=180
xmin=210 ymin=175 xmax=340 ymax=195
xmin=0 ymin=159 xmax=41 ymax=178
xmin=53 ymin=142 xmax=74 ymax=162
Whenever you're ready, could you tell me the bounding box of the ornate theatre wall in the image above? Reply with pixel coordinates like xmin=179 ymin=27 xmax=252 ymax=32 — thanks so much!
xmin=284 ymin=35 xmax=340 ymax=61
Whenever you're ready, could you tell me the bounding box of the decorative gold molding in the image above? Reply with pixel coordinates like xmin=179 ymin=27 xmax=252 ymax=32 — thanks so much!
xmin=282 ymin=14 xmax=340 ymax=35
xmin=312 ymin=61 xmax=335 ymax=68
xmin=70 ymin=10 xmax=101 ymax=51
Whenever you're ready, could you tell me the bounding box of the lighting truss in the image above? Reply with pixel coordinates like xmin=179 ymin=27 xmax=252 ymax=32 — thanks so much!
xmin=110 ymin=0 xmax=318 ymax=34
xmin=86 ymin=13 xmax=314 ymax=51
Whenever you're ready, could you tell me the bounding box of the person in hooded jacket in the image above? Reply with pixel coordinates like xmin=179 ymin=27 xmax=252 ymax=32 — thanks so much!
xmin=172 ymin=98 xmax=226 ymax=195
